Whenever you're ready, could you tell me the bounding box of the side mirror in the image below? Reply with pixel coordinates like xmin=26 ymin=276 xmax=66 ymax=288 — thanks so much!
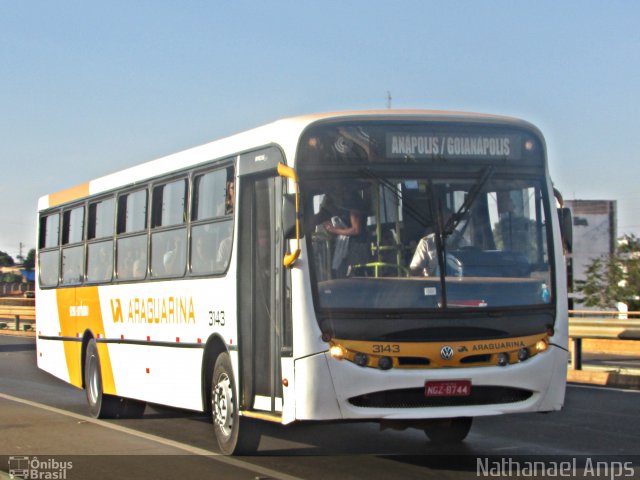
xmin=558 ymin=207 xmax=573 ymax=253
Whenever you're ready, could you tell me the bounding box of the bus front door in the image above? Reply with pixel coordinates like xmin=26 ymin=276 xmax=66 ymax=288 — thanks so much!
xmin=237 ymin=172 xmax=285 ymax=416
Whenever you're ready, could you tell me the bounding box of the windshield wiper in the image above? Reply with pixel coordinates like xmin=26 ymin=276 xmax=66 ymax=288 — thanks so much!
xmin=431 ymin=166 xmax=494 ymax=308
xmin=359 ymin=168 xmax=431 ymax=228
xmin=442 ymin=166 xmax=494 ymax=237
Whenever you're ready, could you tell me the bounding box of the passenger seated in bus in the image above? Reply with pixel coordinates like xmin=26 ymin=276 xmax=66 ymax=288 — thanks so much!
xmin=89 ymin=244 xmax=112 ymax=281
xmin=118 ymin=248 xmax=135 ymax=279
xmin=63 ymin=259 xmax=80 ymax=284
xmin=494 ymin=194 xmax=530 ymax=255
xmin=192 ymin=230 xmax=215 ymax=274
xmin=216 ymin=222 xmax=233 ymax=270
xmin=224 ymin=180 xmax=235 ymax=215
xmin=163 ymin=234 xmax=184 ymax=276
xmin=132 ymin=249 xmax=146 ymax=278
xmin=217 ymin=179 xmax=235 ymax=217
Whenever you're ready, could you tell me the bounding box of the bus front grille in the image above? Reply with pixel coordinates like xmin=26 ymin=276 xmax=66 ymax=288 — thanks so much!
xmin=348 ymin=386 xmax=533 ymax=409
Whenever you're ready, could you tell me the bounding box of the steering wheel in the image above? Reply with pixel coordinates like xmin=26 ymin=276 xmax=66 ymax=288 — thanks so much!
xmin=427 ymin=254 xmax=463 ymax=277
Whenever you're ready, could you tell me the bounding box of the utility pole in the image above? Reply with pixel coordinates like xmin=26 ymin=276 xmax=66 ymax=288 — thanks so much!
xmin=386 ymin=91 xmax=392 ymax=109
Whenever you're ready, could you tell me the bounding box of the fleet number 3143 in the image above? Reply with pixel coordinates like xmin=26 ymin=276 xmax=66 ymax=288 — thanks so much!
xmin=209 ymin=310 xmax=225 ymax=326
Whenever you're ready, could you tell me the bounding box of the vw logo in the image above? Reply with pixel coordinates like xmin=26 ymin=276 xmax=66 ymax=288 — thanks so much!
xmin=440 ymin=346 xmax=454 ymax=360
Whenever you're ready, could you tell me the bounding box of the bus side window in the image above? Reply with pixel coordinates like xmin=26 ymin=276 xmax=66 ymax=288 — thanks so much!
xmin=86 ymin=198 xmax=115 ymax=283
xmin=191 ymin=225 xmax=216 ymax=274
xmin=152 ymin=229 xmax=187 ymax=277
xmin=38 ymin=213 xmax=61 ymax=287
xmin=61 ymin=206 xmax=85 ymax=285
xmin=150 ymin=178 xmax=187 ymax=278
xmin=116 ymin=189 xmax=148 ymax=281
xmin=190 ymin=166 xmax=234 ymax=275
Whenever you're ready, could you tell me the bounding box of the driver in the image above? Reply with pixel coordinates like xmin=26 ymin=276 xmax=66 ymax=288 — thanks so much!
xmin=410 ymin=206 xmax=461 ymax=277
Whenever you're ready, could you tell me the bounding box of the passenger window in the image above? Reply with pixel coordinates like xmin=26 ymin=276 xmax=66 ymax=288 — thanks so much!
xmin=61 ymin=245 xmax=84 ymax=285
xmin=86 ymin=198 xmax=115 ymax=283
xmin=117 ymin=235 xmax=147 ymax=281
xmin=192 ymin=169 xmax=228 ymax=220
xmin=38 ymin=213 xmax=61 ymax=287
xmin=116 ymin=189 xmax=148 ymax=281
xmin=62 ymin=206 xmax=85 ymax=245
xmin=39 ymin=213 xmax=60 ymax=249
xmin=190 ymin=166 xmax=234 ymax=275
xmin=88 ymin=198 xmax=115 ymax=239
xmin=191 ymin=221 xmax=233 ymax=275
xmin=61 ymin=206 xmax=85 ymax=285
xmin=152 ymin=179 xmax=187 ymax=227
xmin=150 ymin=178 xmax=187 ymax=278
xmin=151 ymin=229 xmax=187 ymax=277
xmin=117 ymin=189 xmax=147 ymax=234
xmin=39 ymin=250 xmax=60 ymax=287
xmin=87 ymin=241 xmax=113 ymax=283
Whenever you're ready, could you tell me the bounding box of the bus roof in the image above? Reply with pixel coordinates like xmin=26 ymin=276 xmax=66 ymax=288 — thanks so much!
xmin=38 ymin=109 xmax=539 ymax=210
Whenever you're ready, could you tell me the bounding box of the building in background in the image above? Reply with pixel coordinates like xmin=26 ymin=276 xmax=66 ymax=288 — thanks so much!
xmin=0 ymin=265 xmax=35 ymax=296
xmin=565 ymin=199 xmax=617 ymax=310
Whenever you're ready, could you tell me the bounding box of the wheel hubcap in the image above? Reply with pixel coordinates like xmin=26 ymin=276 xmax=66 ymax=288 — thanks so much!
xmin=87 ymin=353 xmax=99 ymax=405
xmin=212 ymin=373 xmax=234 ymax=437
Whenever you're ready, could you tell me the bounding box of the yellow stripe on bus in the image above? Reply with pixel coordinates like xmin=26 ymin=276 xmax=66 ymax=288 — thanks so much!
xmin=331 ymin=333 xmax=548 ymax=369
xmin=56 ymin=287 xmax=116 ymax=394
xmin=47 ymin=183 xmax=90 ymax=208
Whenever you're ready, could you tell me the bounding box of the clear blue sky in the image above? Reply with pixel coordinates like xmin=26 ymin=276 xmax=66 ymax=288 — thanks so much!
xmin=1 ymin=1 xmax=639 ymax=259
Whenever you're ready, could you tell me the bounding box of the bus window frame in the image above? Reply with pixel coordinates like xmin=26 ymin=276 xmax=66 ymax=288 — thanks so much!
xmin=115 ymin=186 xmax=150 ymax=283
xmin=60 ymin=203 xmax=86 ymax=286
xmin=85 ymin=195 xmax=116 ymax=284
xmin=189 ymin=160 xmax=236 ymax=278
xmin=38 ymin=210 xmax=62 ymax=288
xmin=149 ymin=175 xmax=189 ymax=279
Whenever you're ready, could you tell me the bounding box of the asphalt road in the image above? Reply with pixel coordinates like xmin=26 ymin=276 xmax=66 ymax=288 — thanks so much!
xmin=1 ymin=335 xmax=639 ymax=480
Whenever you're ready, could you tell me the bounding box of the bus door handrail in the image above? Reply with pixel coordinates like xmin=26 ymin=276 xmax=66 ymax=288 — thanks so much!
xmin=277 ymin=163 xmax=301 ymax=268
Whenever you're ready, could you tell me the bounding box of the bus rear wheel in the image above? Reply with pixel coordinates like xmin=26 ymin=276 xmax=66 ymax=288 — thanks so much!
xmin=84 ymin=339 xmax=146 ymax=419
xmin=211 ymin=352 xmax=260 ymax=455
xmin=423 ymin=417 xmax=472 ymax=444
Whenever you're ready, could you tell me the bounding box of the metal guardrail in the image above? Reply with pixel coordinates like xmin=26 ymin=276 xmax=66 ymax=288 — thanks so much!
xmin=568 ymin=310 xmax=640 ymax=370
xmin=569 ymin=309 xmax=640 ymax=318
xmin=0 ymin=305 xmax=36 ymax=332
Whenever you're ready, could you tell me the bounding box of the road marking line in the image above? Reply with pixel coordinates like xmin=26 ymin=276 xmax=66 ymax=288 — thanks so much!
xmin=0 ymin=391 xmax=303 ymax=480
xmin=567 ymin=384 xmax=640 ymax=393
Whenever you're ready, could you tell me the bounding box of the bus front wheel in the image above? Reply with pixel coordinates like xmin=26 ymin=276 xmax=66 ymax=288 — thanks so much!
xmin=211 ymin=352 xmax=260 ymax=455
xmin=423 ymin=417 xmax=472 ymax=443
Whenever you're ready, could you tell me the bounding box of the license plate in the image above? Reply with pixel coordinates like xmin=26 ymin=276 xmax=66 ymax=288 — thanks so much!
xmin=425 ymin=380 xmax=471 ymax=397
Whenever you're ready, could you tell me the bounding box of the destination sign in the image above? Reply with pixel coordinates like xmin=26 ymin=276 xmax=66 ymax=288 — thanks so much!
xmin=386 ymin=133 xmax=522 ymax=160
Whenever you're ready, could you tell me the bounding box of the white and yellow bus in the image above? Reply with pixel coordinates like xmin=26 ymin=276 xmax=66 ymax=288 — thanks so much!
xmin=36 ymin=110 xmax=571 ymax=454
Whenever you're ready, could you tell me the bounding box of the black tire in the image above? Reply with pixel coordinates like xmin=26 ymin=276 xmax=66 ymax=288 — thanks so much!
xmin=211 ymin=352 xmax=260 ymax=455
xmin=423 ymin=417 xmax=472 ymax=444
xmin=84 ymin=339 xmax=146 ymax=419
xmin=118 ymin=398 xmax=147 ymax=418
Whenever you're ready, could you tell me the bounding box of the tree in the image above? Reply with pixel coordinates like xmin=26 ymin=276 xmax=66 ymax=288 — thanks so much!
xmin=0 ymin=251 xmax=15 ymax=267
xmin=576 ymin=234 xmax=640 ymax=311
xmin=23 ymin=249 xmax=35 ymax=271
xmin=1 ymin=272 xmax=22 ymax=283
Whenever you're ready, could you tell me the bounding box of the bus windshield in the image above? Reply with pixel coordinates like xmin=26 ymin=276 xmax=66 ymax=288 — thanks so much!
xmin=298 ymin=121 xmax=554 ymax=312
